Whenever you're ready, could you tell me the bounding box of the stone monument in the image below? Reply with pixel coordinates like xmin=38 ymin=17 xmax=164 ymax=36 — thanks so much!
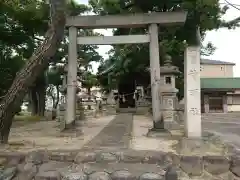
xmin=147 ymin=55 xmax=180 ymax=137
xmin=160 ymin=55 xmax=180 ymax=130
xmin=58 ymin=66 xmax=68 ymax=130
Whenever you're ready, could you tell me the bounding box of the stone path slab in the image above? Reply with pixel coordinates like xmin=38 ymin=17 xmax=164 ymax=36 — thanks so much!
xmin=82 ymin=113 xmax=133 ymax=151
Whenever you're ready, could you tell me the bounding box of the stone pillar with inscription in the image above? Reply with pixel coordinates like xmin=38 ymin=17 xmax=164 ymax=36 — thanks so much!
xmin=160 ymin=55 xmax=180 ymax=130
xmin=184 ymin=46 xmax=202 ymax=138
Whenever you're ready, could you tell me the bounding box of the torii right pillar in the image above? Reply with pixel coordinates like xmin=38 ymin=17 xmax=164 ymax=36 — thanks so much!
xmin=184 ymin=44 xmax=202 ymax=138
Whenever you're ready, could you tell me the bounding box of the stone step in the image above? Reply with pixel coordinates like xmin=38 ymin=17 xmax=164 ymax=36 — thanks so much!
xmin=6 ymin=157 xmax=240 ymax=180
xmin=0 ymin=151 xmax=176 ymax=180
xmin=1 ymin=150 xmax=240 ymax=180
xmin=73 ymin=151 xmax=173 ymax=166
xmin=13 ymin=161 xmax=177 ymax=180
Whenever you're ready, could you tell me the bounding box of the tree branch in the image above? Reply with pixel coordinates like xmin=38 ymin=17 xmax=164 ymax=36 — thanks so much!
xmin=228 ymin=16 xmax=240 ymax=24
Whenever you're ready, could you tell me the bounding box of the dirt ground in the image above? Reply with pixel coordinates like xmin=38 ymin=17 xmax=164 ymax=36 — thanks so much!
xmin=2 ymin=115 xmax=115 ymax=153
xmin=1 ymin=113 xmax=230 ymax=157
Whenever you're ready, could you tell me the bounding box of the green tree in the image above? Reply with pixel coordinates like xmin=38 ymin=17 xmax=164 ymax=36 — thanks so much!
xmin=0 ymin=48 xmax=25 ymax=99
xmin=0 ymin=0 xmax=95 ymax=117
xmin=26 ymin=1 xmax=91 ymax=116
xmin=0 ymin=0 xmax=66 ymax=144
xmin=0 ymin=0 xmax=50 ymax=116
xmin=0 ymin=0 xmax=102 ymax=143
xmin=93 ymin=0 xmax=238 ymax=99
xmin=45 ymin=3 xmax=95 ymax=110
xmin=82 ymin=72 xmax=98 ymax=94
xmin=47 ymin=29 xmax=103 ymax=109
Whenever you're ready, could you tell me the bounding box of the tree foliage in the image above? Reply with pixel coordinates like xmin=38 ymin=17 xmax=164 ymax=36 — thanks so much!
xmin=47 ymin=28 xmax=103 ymax=108
xmin=82 ymin=72 xmax=98 ymax=90
xmin=0 ymin=0 xmax=49 ymax=101
xmin=93 ymin=0 xmax=238 ymax=98
xmin=0 ymin=0 xmax=102 ymax=110
xmin=0 ymin=0 xmax=66 ymax=143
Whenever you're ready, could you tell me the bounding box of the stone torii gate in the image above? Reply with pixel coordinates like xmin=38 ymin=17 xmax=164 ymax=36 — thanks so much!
xmin=64 ymin=12 xmax=201 ymax=138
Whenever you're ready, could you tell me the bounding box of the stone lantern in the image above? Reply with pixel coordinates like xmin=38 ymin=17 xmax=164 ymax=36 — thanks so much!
xmin=57 ymin=65 xmax=68 ymax=123
xmin=160 ymin=54 xmax=180 ymax=130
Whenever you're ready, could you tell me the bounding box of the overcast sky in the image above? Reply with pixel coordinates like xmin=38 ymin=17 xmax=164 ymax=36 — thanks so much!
xmin=77 ymin=0 xmax=240 ymax=76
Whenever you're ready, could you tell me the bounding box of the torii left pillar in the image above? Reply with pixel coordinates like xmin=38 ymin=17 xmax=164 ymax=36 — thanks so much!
xmin=65 ymin=26 xmax=78 ymax=129
xmin=149 ymin=24 xmax=162 ymax=129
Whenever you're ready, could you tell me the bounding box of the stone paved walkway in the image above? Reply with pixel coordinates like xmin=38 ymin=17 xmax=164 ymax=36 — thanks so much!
xmin=82 ymin=113 xmax=133 ymax=151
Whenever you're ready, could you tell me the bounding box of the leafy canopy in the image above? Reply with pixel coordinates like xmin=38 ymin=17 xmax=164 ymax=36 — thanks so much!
xmin=92 ymin=0 xmax=238 ymax=97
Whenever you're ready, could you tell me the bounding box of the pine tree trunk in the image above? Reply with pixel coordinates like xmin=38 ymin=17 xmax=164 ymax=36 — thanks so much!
xmin=0 ymin=0 xmax=66 ymax=144
xmin=37 ymin=84 xmax=46 ymax=117
xmin=30 ymin=90 xmax=38 ymax=116
xmin=30 ymin=70 xmax=46 ymax=116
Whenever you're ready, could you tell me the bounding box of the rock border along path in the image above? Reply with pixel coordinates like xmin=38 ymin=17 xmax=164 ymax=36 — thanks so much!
xmin=0 ymin=149 xmax=240 ymax=179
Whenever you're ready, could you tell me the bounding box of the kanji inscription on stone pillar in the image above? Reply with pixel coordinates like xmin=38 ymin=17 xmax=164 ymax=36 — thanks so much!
xmin=184 ymin=46 xmax=202 ymax=138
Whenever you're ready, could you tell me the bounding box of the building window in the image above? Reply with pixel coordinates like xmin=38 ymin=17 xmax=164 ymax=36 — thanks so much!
xmin=200 ymin=66 xmax=203 ymax=71
xmin=221 ymin=66 xmax=223 ymax=70
xmin=165 ymin=76 xmax=171 ymax=84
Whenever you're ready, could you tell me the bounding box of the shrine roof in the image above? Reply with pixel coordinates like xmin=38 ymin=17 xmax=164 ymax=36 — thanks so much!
xmin=201 ymin=59 xmax=235 ymax=65
xmin=98 ymin=59 xmax=235 ymax=76
xmin=201 ymin=78 xmax=240 ymax=89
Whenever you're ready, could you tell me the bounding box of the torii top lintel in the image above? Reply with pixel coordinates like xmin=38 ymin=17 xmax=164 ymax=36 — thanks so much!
xmin=66 ymin=11 xmax=187 ymax=29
